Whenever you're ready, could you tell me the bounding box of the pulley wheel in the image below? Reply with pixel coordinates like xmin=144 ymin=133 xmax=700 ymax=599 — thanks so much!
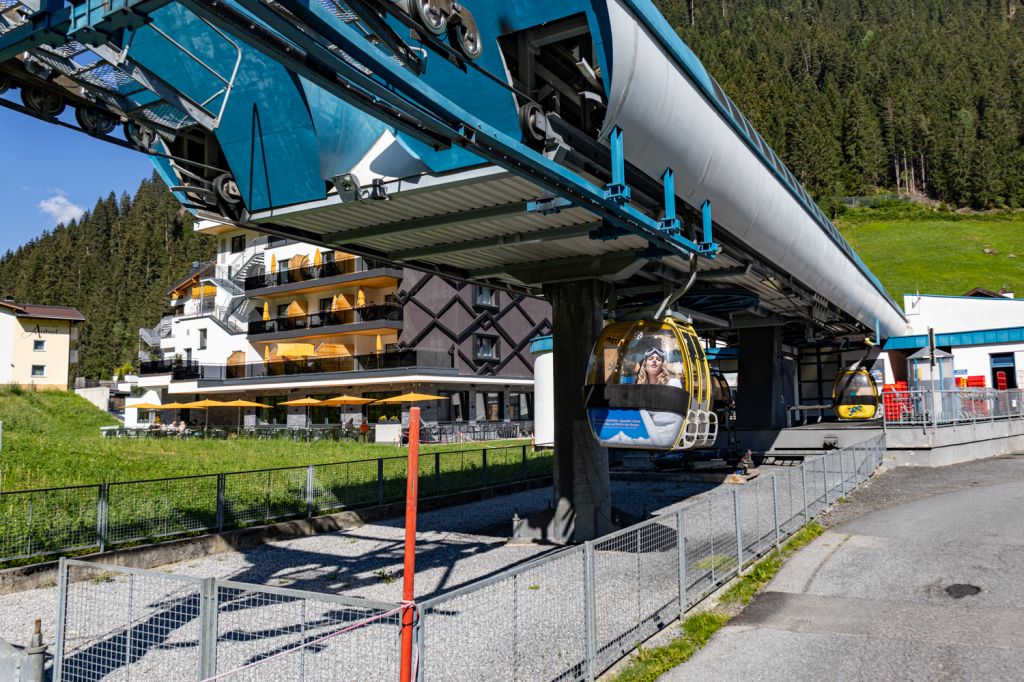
xmin=411 ymin=0 xmax=447 ymax=36
xmin=214 ymin=173 xmax=242 ymax=205
xmin=21 ymin=87 xmax=64 ymax=118
xmin=453 ymin=13 xmax=482 ymax=60
xmin=75 ymin=106 xmax=117 ymax=137
xmin=124 ymin=120 xmax=155 ymax=151
xmin=518 ymin=101 xmax=547 ymax=146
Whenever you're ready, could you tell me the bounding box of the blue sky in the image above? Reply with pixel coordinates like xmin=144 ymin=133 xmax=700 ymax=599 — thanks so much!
xmin=0 ymin=101 xmax=154 ymax=255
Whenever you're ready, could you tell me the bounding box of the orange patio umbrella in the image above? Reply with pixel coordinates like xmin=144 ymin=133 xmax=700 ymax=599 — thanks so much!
xmin=179 ymin=399 xmax=230 ymax=433
xmin=281 ymin=397 xmax=324 ymax=430
xmin=222 ymin=399 xmax=272 ymax=430
xmin=262 ymin=301 xmax=270 ymax=321
xmin=373 ymin=392 xmax=448 ymax=404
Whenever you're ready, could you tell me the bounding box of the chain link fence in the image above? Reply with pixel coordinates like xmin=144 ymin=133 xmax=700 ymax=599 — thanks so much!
xmin=52 ymin=436 xmax=885 ymax=681
xmin=0 ymin=445 xmax=546 ymax=565
xmin=418 ymin=435 xmax=886 ymax=681
xmin=53 ymin=560 xmax=402 ymax=682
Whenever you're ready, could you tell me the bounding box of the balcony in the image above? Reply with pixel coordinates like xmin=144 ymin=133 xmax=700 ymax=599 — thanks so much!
xmin=139 ymin=349 xmax=454 ymax=382
xmin=245 ymin=256 xmax=397 ymax=292
xmin=248 ymin=303 xmax=402 ymax=337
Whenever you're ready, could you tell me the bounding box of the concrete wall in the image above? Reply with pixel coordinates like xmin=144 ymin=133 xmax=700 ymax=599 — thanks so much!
xmin=75 ymin=386 xmax=111 ymax=413
xmin=886 ymin=419 xmax=1024 ymax=467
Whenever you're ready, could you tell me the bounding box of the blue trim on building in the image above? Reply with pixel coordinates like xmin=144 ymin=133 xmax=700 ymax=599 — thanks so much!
xmin=885 ymin=326 xmax=1024 ymax=351
xmin=706 ymin=347 xmax=738 ymax=360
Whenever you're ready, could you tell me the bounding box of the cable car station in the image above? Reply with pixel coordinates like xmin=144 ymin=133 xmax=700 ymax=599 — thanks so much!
xmin=0 ymin=0 xmax=947 ymax=544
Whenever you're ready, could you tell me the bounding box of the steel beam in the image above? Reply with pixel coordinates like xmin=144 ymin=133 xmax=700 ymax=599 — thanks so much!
xmin=470 ymin=251 xmax=645 ymax=284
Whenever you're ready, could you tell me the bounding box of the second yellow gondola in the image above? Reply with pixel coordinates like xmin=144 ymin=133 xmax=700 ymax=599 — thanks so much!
xmin=585 ymin=317 xmax=716 ymax=450
xmin=832 ymin=368 xmax=880 ymax=420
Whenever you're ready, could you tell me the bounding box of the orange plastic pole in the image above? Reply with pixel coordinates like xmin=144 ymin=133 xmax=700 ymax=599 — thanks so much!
xmin=400 ymin=406 xmax=420 ymax=682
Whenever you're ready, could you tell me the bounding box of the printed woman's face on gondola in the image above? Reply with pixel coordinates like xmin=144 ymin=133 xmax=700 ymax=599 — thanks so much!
xmin=644 ymin=353 xmax=663 ymax=375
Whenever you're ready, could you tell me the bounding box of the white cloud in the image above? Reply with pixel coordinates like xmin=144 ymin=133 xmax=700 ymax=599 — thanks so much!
xmin=37 ymin=193 xmax=85 ymax=226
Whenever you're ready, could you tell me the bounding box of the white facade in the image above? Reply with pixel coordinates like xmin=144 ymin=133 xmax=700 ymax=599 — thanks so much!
xmin=895 ymin=294 xmax=1024 ymax=388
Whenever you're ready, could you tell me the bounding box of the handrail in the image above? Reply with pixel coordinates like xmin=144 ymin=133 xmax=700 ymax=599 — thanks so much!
xmin=248 ymin=302 xmax=402 ymax=335
xmin=246 ymin=256 xmax=394 ymax=290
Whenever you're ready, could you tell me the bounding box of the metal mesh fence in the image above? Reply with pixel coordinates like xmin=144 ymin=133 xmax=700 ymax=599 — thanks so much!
xmin=419 ymin=548 xmax=589 ymax=682
xmin=54 ymin=438 xmax=886 ymax=682
xmin=107 ymin=476 xmax=219 ymax=545
xmin=56 ymin=562 xmax=205 ymax=682
xmin=0 ymin=485 xmax=100 ymax=561
xmin=3 ymin=446 xmax=546 ymax=565
xmin=418 ymin=435 xmax=886 ymax=682
xmin=54 ymin=560 xmax=403 ymax=682
xmin=210 ymin=582 xmax=402 ymax=681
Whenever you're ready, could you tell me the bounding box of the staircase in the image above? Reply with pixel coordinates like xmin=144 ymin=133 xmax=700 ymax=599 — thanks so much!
xmin=205 ymin=248 xmax=266 ymax=334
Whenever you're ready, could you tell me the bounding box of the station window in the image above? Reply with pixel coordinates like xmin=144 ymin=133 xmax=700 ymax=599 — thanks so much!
xmin=33 ymin=339 xmax=46 ymax=352
xmin=509 ymin=392 xmax=533 ymax=421
xmin=31 ymin=365 xmax=46 ymax=378
xmin=475 ymin=335 xmax=499 ymax=361
xmin=230 ymin=235 xmax=246 ymax=253
xmin=474 ymin=286 xmax=497 ymax=308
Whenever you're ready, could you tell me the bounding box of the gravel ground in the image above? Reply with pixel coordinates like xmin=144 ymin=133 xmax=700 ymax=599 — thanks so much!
xmin=0 ymin=478 xmax=723 ymax=680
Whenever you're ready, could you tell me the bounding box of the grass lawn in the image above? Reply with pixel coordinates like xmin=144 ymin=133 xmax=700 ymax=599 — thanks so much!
xmin=0 ymin=388 xmax=541 ymax=491
xmin=837 ymin=210 xmax=1024 ymax=299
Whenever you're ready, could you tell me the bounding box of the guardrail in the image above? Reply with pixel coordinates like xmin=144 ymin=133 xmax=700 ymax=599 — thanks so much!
xmin=248 ymin=303 xmax=402 ymax=335
xmin=0 ymin=445 xmax=549 ymax=566
xmin=245 ymin=256 xmax=394 ymax=291
xmin=138 ymin=348 xmax=454 ymax=381
xmin=883 ymin=388 xmax=1024 ymax=427
xmin=50 ymin=436 xmax=886 ymax=681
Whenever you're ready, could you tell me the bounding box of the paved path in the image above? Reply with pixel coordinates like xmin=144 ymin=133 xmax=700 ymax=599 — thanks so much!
xmin=663 ymin=454 xmax=1024 ymax=682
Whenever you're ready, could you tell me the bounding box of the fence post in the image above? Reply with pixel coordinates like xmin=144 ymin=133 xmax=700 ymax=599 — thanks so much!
xmin=733 ymin=488 xmax=743 ymax=570
xmin=53 ymin=558 xmax=68 ymax=682
xmin=306 ymin=465 xmax=315 ymax=518
xmin=434 ymin=452 xmax=442 ymax=498
xmin=216 ymin=474 xmax=226 ymax=533
xmin=481 ymin=449 xmax=488 ymax=487
xmin=377 ymin=458 xmax=385 ymax=505
xmin=839 ymin=448 xmax=847 ymax=497
xmin=97 ymin=483 xmax=109 ymax=554
xmin=583 ymin=542 xmax=597 ymax=682
xmin=822 ymin=456 xmax=830 ymax=506
xmin=520 ymin=445 xmax=527 ymax=481
xmin=772 ymin=475 xmax=780 ymax=549
xmin=801 ymin=462 xmax=808 ymax=522
xmin=198 ymin=577 xmax=219 ymax=679
xmin=676 ymin=507 xmax=687 ymax=620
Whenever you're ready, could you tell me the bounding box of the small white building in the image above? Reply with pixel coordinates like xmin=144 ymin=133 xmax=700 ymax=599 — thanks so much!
xmin=885 ymin=291 xmax=1024 ymax=389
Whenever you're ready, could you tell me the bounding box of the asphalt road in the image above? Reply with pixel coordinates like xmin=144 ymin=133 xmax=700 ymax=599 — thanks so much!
xmin=662 ymin=454 xmax=1024 ymax=682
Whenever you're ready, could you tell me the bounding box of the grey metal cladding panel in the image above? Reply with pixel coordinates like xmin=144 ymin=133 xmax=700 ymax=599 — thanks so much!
xmin=432 ymin=236 xmax=649 ymax=272
xmin=271 ymin=176 xmax=543 ymax=235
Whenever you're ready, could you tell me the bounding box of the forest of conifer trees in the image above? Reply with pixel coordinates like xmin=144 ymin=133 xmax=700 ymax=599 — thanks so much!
xmin=658 ymin=0 xmax=1024 ymax=212
xmin=0 ymin=176 xmax=214 ymax=379
xmin=2 ymin=0 xmax=1023 ymax=377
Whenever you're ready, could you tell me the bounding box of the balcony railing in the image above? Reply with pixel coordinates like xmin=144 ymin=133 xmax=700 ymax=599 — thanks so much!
xmin=248 ymin=303 xmax=402 ymax=335
xmin=139 ymin=349 xmax=453 ymax=381
xmin=245 ymin=256 xmax=394 ymax=291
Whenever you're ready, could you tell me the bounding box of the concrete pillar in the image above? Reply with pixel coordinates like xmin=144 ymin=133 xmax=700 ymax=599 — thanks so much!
xmin=545 ymin=279 xmax=612 ymax=542
xmin=736 ymin=326 xmax=789 ymax=429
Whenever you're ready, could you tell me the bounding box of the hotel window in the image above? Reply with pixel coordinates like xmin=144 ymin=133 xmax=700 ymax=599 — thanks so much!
xmin=474 ymin=285 xmax=497 ymax=308
xmin=475 ymin=335 xmax=499 ymax=361
xmin=33 ymin=340 xmax=46 ymax=352
xmin=509 ymin=392 xmax=533 ymax=421
xmin=198 ymin=329 xmax=208 ymax=350
xmin=475 ymin=391 xmax=504 ymax=421
xmin=31 ymin=365 xmax=46 ymax=378
xmin=230 ymin=235 xmax=246 ymax=253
